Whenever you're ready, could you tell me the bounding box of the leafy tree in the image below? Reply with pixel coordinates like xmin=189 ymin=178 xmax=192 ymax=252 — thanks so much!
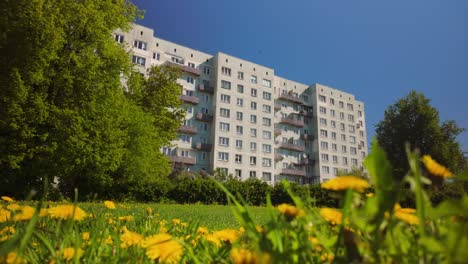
xmin=336 ymin=168 xmax=368 ymax=179
xmin=375 ymin=91 xmax=465 ymax=180
xmin=0 ymin=0 xmax=183 ymax=199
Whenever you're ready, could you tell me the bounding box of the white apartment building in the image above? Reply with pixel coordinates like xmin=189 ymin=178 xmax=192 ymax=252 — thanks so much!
xmin=115 ymin=24 xmax=368 ymax=184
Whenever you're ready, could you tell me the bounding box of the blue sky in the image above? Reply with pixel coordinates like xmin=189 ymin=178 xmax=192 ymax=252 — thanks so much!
xmin=132 ymin=0 xmax=468 ymax=150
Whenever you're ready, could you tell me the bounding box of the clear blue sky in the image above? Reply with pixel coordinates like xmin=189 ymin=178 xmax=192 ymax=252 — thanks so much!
xmin=132 ymin=0 xmax=468 ymax=150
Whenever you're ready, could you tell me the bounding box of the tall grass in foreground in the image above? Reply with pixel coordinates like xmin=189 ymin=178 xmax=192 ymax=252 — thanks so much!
xmin=1 ymin=140 xmax=467 ymax=263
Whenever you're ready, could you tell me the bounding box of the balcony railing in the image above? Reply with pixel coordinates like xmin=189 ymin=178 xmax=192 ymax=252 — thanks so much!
xmin=279 ymin=117 xmax=304 ymax=127
xmin=301 ymin=133 xmax=314 ymax=141
xmin=274 ymin=102 xmax=282 ymax=111
xmin=196 ymin=112 xmax=213 ymax=122
xmin=198 ymin=84 xmax=214 ymax=94
xmin=274 ymin=154 xmax=284 ymax=161
xmin=299 ymin=110 xmax=314 ymax=118
xmin=278 ymin=93 xmax=305 ymax=105
xmin=280 ymin=168 xmax=306 ymax=177
xmin=179 ymin=125 xmax=198 ymax=134
xmin=296 ymin=158 xmax=315 ymax=166
xmin=278 ymin=142 xmax=305 ymax=152
xmin=165 ymin=61 xmax=201 ymax=76
xmin=168 ymin=155 xmax=196 ymax=165
xmin=274 ymin=127 xmax=282 ymax=136
xmin=194 ymin=142 xmax=212 ymax=151
xmin=179 ymin=95 xmax=199 ymax=104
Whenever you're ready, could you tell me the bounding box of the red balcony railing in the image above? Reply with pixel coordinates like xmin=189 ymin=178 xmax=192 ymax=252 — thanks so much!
xmin=166 ymin=61 xmax=201 ymax=76
xmin=279 ymin=117 xmax=304 ymax=127
xmin=299 ymin=110 xmax=314 ymax=118
xmin=280 ymin=168 xmax=306 ymax=177
xmin=278 ymin=93 xmax=305 ymax=104
xmin=278 ymin=142 xmax=305 ymax=152
xmin=274 ymin=154 xmax=284 ymax=161
xmin=179 ymin=125 xmax=197 ymax=134
xmin=179 ymin=95 xmax=199 ymax=104
xmin=168 ymin=155 xmax=196 ymax=165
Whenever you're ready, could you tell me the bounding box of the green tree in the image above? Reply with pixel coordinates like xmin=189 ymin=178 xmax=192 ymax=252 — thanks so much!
xmin=375 ymin=91 xmax=465 ymax=180
xmin=0 ymin=0 xmax=183 ymax=199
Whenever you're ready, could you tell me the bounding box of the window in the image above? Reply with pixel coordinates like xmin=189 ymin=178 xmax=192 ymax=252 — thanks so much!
xmin=219 ymin=122 xmax=230 ymax=131
xmin=235 ymin=169 xmax=242 ymax=178
xmin=340 ymin=123 xmax=345 ymax=131
xmin=235 ymin=154 xmax=242 ymax=163
xmin=250 ymin=171 xmax=257 ymax=178
xmin=262 ymin=104 xmax=271 ymax=113
xmin=220 ymin=94 xmax=230 ymax=103
xmin=263 ymin=92 xmax=271 ymax=100
xmin=350 ymin=136 xmax=356 ymax=143
xmin=332 ymin=155 xmax=338 ymax=164
xmin=340 ymin=112 xmax=345 ymax=120
xmin=250 ymin=128 xmax=257 ymax=137
xmin=361 ymin=151 xmax=366 ymax=158
xmin=262 ymin=118 xmax=271 ymax=126
xmin=262 ymin=79 xmax=272 ymax=88
xmin=218 ymin=152 xmax=229 ymax=161
xmin=320 ymin=118 xmax=327 ymax=126
xmin=330 ymin=98 xmax=335 ymax=105
xmin=236 ymin=140 xmax=243 ymax=149
xmin=348 ymin=114 xmax=355 ymax=122
xmin=251 ymin=101 xmax=257 ymax=110
xmin=358 ymin=110 xmax=362 ymax=117
xmin=238 ymin=71 xmax=244 ymax=80
xmin=262 ymin=172 xmax=272 ymax=181
xmin=322 ymin=166 xmax=329 ymax=174
xmin=262 ymin=144 xmax=272 ymax=153
xmin=188 ymin=62 xmax=195 ymax=68
xmin=251 ymin=88 xmax=257 ymax=97
xmin=359 ymin=131 xmax=364 ymax=137
xmin=200 ymin=123 xmax=208 ymax=131
xmin=319 ymin=107 xmax=327 ymax=114
xmin=319 ymin=95 xmax=326 ymax=102
xmin=237 ymin=98 xmax=243 ymax=106
xmin=221 ymin=67 xmax=231 ymax=76
xmin=331 ymin=132 xmax=337 ymax=140
xmin=132 ymin=55 xmax=146 ymax=66
xmin=221 ymin=80 xmax=231 ymax=89
xmin=181 ymin=150 xmax=189 ymax=157
xmin=153 ymin=52 xmax=160 ymax=60
xmin=347 ymin=103 xmax=354 ymax=111
xmin=331 ymin=143 xmax=337 ymax=152
xmin=350 ymin=147 xmax=357 ymax=155
xmin=262 ymin=158 xmax=272 ymax=167
xmin=339 ymin=101 xmax=344 ymax=108
xmin=250 ymin=142 xmax=257 ymax=151
xmin=236 ymin=112 xmax=243 ymax=121
xmin=321 ymin=141 xmax=329 ymax=150
xmin=171 ymin=57 xmax=182 ymax=63
xmin=237 ymin=85 xmax=244 ymax=93
xmin=133 ymin=40 xmax=147 ymax=50
xmin=303 ymin=95 xmax=308 ymax=102
xmin=250 ymin=115 xmax=257 ymax=123
xmin=342 ymin=145 xmax=347 ymax=153
xmin=342 ymin=157 xmax=348 ymax=165
xmin=322 ymin=154 xmax=329 ymax=162
xmin=341 ymin=134 xmax=346 ymax=141
xmin=250 ymin=156 xmax=257 ymax=165
xmin=351 ymin=158 xmax=358 ymax=166
xmin=162 ymin=147 xmax=171 ymax=155
xmin=251 ymin=75 xmax=257 ymax=84
xmin=236 ymin=125 xmax=243 ymax=134
xmin=263 ymin=131 xmax=272 ymax=139
xmin=220 ymin=108 xmax=230 ymax=117
xmin=330 ymin=109 xmax=335 ymax=117
xmin=180 ymin=135 xmax=190 ymax=143
xmin=218 ymin=137 xmax=229 ymax=146
xmin=203 ymin=67 xmax=210 ymax=75
xmin=333 ymin=168 xmax=338 ymax=175
xmin=115 ymin=34 xmax=124 ymax=43
xmin=331 ymin=120 xmax=336 ymax=128
xmin=320 ymin=129 xmax=328 ymax=138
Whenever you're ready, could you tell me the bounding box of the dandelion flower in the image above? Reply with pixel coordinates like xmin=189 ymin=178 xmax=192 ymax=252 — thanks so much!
xmin=104 ymin=201 xmax=116 ymax=209
xmin=197 ymin=227 xmax=208 ymax=235
xmin=213 ymin=229 xmax=240 ymax=244
xmin=47 ymin=205 xmax=87 ymax=221
xmin=172 ymin=219 xmax=181 ymax=225
xmin=421 ymin=155 xmax=453 ymax=178
xmin=146 ymin=207 xmax=153 ymax=214
xmin=141 ymin=233 xmax=183 ymax=263
xmin=120 ymin=226 xmax=143 ymax=249
xmin=61 ymin=247 xmax=84 ymax=261
xmin=13 ymin=206 xmax=35 ymax=221
xmin=277 ymin=204 xmax=305 ymax=219
xmin=1 ymin=252 xmax=26 ymax=264
xmin=230 ymin=248 xmax=271 ymax=264
xmin=0 ymin=208 xmax=11 ymax=223
xmin=321 ymin=176 xmax=370 ymax=193
xmin=394 ymin=204 xmax=419 ymax=225
xmin=6 ymin=204 xmax=21 ymax=211
xmin=118 ymin=215 xmax=133 ymax=222
xmin=1 ymin=196 xmax=14 ymax=203
xmin=319 ymin=208 xmax=343 ymax=225
xmin=82 ymin=232 xmax=90 ymax=241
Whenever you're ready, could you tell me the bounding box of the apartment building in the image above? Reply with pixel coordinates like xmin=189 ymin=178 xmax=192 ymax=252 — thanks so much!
xmin=114 ymin=24 xmax=368 ymax=184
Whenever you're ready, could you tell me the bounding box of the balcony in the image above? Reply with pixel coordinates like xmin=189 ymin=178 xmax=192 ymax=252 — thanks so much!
xmin=196 ymin=112 xmax=213 ymax=122
xmin=278 ymin=93 xmax=305 ymax=105
xmin=274 ymin=127 xmax=282 ymax=136
xmin=274 ymin=102 xmax=282 ymax=111
xmin=168 ymin=155 xmax=196 ymax=165
xmin=198 ymin=84 xmax=215 ymax=94
xmin=194 ymin=142 xmax=212 ymax=151
xmin=179 ymin=125 xmax=197 ymax=134
xmin=279 ymin=117 xmax=304 ymax=127
xmin=296 ymin=158 xmax=315 ymax=166
xmin=165 ymin=61 xmax=201 ymax=76
xmin=179 ymin=95 xmax=199 ymax=105
xmin=274 ymin=154 xmax=284 ymax=161
xmin=301 ymin=133 xmax=314 ymax=141
xmin=280 ymin=168 xmax=306 ymax=177
xmin=299 ymin=110 xmax=314 ymax=118
xmin=278 ymin=142 xmax=305 ymax=152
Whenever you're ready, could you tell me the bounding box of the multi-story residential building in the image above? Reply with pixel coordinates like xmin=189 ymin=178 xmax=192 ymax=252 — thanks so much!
xmin=115 ymin=24 xmax=368 ymax=184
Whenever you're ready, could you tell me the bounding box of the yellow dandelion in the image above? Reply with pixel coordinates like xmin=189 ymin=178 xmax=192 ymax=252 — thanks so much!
xmin=120 ymin=226 xmax=143 ymax=249
xmin=180 ymin=222 xmax=188 ymax=227
xmin=394 ymin=204 xmax=419 ymax=225
xmin=0 ymin=208 xmax=11 ymax=223
xmin=146 ymin=207 xmax=153 ymax=214
xmin=13 ymin=206 xmax=36 ymax=221
xmin=421 ymin=155 xmax=453 ymax=178
xmin=6 ymin=204 xmax=21 ymax=211
xmin=366 ymin=193 xmax=374 ymax=198
xmin=321 ymin=176 xmax=370 ymax=193
xmin=61 ymin=247 xmax=84 ymax=261
xmin=82 ymin=232 xmax=90 ymax=241
xmin=47 ymin=205 xmax=87 ymax=221
xmin=141 ymin=233 xmax=183 ymax=263
xmin=277 ymin=204 xmax=305 ymax=219
xmin=197 ymin=227 xmax=208 ymax=235
xmin=118 ymin=215 xmax=133 ymax=222
xmin=104 ymin=235 xmax=113 ymax=245
xmin=0 ymin=226 xmax=16 ymax=242
xmin=212 ymin=229 xmax=240 ymax=244
xmin=172 ymin=219 xmax=181 ymax=225
xmin=2 ymin=252 xmax=26 ymax=264
xmin=309 ymin=237 xmax=323 ymax=252
xmin=230 ymin=248 xmax=271 ymax=264
xmin=104 ymin=201 xmax=116 ymax=209
xmin=319 ymin=208 xmax=343 ymax=225
xmin=1 ymin=196 xmax=14 ymax=203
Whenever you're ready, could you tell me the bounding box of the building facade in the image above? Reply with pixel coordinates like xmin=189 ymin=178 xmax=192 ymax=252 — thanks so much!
xmin=115 ymin=24 xmax=368 ymax=184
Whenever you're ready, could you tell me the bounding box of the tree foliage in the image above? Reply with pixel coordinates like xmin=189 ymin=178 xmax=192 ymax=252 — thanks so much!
xmin=0 ymin=0 xmax=183 ymax=199
xmin=375 ymin=91 xmax=465 ymax=179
